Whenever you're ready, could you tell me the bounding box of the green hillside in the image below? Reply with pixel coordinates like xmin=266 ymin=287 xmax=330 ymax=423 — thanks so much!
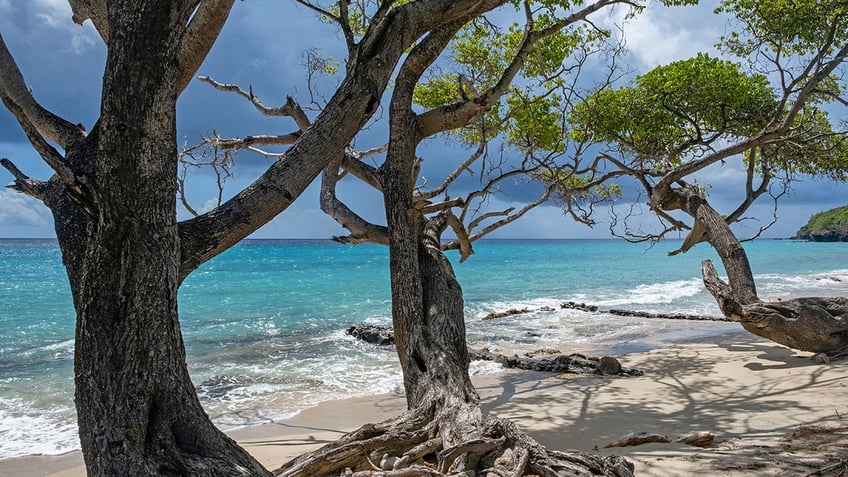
xmin=795 ymin=205 xmax=848 ymax=241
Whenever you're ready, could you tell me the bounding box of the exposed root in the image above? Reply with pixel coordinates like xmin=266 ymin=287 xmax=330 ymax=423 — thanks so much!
xmin=274 ymin=405 xmax=633 ymax=477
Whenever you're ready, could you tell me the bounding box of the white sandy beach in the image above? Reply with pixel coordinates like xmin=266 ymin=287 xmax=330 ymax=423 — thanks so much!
xmin=3 ymin=332 xmax=847 ymax=476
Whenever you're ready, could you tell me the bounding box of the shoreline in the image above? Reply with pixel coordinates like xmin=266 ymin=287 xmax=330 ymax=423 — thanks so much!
xmin=3 ymin=331 xmax=847 ymax=476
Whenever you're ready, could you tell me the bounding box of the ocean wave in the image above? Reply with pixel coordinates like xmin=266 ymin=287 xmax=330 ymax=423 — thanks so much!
xmin=754 ymin=269 xmax=848 ymax=299
xmin=0 ymin=397 xmax=79 ymax=459
xmin=191 ymin=332 xmax=404 ymax=430
xmin=594 ymin=278 xmax=704 ymax=307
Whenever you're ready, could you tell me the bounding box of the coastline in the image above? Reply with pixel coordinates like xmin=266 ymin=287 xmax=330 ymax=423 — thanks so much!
xmin=4 ymin=331 xmax=846 ymax=476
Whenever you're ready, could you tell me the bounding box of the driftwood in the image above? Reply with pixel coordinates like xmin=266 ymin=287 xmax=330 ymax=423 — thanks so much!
xmin=604 ymin=431 xmax=716 ymax=449
xmin=677 ymin=431 xmax=716 ymax=447
xmin=604 ymin=432 xmax=672 ymax=448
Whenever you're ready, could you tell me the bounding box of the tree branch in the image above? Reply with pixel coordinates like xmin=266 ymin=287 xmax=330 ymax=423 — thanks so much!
xmin=69 ymin=0 xmax=109 ymax=42
xmin=418 ymin=143 xmax=484 ymax=201
xmin=654 ymin=40 xmax=848 ymax=194
xmin=321 ymin=157 xmax=389 ymax=245
xmin=416 ymin=0 xmax=630 ymax=139
xmin=0 ymin=158 xmax=48 ymax=201
xmin=178 ymin=0 xmax=510 ymax=280
xmin=467 ymin=186 xmax=553 ymax=241
xmin=417 ymin=197 xmax=464 ymax=215
xmin=0 ymin=34 xmax=85 ymax=149
xmin=198 ymin=76 xmax=312 ymax=129
xmin=1 ymin=98 xmax=91 ymax=196
xmin=176 ymin=0 xmax=236 ymax=94
xmin=341 ymin=149 xmax=384 ymax=191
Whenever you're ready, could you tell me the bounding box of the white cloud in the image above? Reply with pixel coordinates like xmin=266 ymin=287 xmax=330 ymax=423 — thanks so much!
xmin=603 ymin=2 xmax=723 ymax=70
xmin=32 ymin=0 xmax=97 ymax=54
xmin=0 ymin=0 xmax=13 ymax=14
xmin=0 ymin=190 xmax=52 ymax=227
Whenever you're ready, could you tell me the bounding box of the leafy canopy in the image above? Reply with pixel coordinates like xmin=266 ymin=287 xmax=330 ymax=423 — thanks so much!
xmin=571 ymin=53 xmax=777 ymax=164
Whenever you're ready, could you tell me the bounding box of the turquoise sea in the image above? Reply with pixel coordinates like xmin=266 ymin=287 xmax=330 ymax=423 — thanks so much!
xmin=1 ymin=238 xmax=847 ymax=459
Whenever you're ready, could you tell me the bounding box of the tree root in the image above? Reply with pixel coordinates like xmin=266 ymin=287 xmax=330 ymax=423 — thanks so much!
xmin=274 ymin=406 xmax=633 ymax=477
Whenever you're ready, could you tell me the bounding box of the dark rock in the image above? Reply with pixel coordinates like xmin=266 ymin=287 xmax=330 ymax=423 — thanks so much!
xmin=598 ymin=356 xmax=623 ymax=375
xmin=346 ymin=324 xmax=394 ymax=345
xmin=524 ymin=348 xmax=560 ymax=358
xmin=468 ymin=349 xmax=643 ymax=376
xmin=560 ymin=301 xmax=598 ymax=312
xmin=482 ymin=307 xmax=531 ymax=320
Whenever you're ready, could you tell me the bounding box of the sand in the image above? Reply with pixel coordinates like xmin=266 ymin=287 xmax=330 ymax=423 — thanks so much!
xmin=3 ymin=332 xmax=846 ymax=476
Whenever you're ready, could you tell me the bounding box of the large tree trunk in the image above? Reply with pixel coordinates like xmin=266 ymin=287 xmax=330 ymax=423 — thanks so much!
xmin=276 ymin=32 xmax=633 ymax=474
xmin=45 ymin=3 xmax=269 ymax=475
xmin=656 ymin=185 xmax=848 ymax=355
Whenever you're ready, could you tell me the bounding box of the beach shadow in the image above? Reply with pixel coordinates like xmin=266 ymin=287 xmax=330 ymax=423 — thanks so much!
xmin=475 ymin=334 xmax=847 ymax=465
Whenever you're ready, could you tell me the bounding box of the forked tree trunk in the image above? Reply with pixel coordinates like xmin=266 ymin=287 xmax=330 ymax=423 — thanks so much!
xmin=665 ymin=186 xmax=848 ymax=355
xmin=44 ymin=3 xmax=269 ymax=475
xmin=274 ymin=42 xmax=632 ymax=474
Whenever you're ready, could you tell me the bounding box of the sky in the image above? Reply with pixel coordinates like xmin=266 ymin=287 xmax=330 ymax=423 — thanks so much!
xmin=0 ymin=0 xmax=845 ymax=240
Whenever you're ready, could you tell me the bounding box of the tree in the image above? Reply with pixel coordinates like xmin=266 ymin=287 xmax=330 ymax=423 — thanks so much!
xmin=1 ymin=1 xmax=569 ymax=474
xmin=561 ymin=0 xmax=848 ymax=356
xmin=185 ymin=1 xmax=709 ymax=475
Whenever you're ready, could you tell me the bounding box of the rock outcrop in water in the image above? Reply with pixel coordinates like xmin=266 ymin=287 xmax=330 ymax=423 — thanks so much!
xmin=469 ymin=349 xmax=643 ymax=376
xmin=346 ymin=324 xmax=643 ymax=376
xmin=481 ymin=301 xmax=726 ymax=321
xmin=346 ymin=324 xmax=395 ymax=345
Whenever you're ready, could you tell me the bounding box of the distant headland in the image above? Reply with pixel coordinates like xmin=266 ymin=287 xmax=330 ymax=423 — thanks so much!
xmin=795 ymin=205 xmax=848 ymax=241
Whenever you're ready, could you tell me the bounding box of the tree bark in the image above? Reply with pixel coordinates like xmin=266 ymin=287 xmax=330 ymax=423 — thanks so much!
xmin=654 ymin=185 xmax=848 ymax=355
xmin=43 ymin=2 xmax=269 ymax=475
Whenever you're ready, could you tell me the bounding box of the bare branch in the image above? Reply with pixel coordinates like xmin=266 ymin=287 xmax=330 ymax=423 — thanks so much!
xmin=177 ymin=0 xmax=236 ymax=94
xmin=0 ymin=34 xmax=85 ymax=149
xmin=0 ymin=158 xmax=48 ymax=201
xmin=467 ymin=207 xmax=514 ymax=232
xmin=1 ymin=98 xmax=89 ymax=195
xmin=418 ymin=197 xmax=464 ymax=215
xmin=341 ymin=150 xmax=384 ymax=191
xmin=418 ymin=143 xmax=484 ymax=201
xmin=214 ymin=133 xmax=302 ymax=150
xmin=320 ymin=158 xmax=389 ymax=245
xmin=198 ymin=76 xmax=312 ymax=129
xmin=467 ymin=186 xmax=553 ymax=241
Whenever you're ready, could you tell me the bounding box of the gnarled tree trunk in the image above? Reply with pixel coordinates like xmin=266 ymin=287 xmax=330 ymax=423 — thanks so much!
xmin=655 ymin=184 xmax=848 ymax=355
xmin=276 ymin=19 xmax=634 ymax=474
xmin=44 ymin=3 xmax=269 ymax=475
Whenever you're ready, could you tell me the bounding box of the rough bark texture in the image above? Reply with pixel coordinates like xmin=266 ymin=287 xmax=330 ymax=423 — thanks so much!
xmin=49 ymin=2 xmax=270 ymax=475
xmin=654 ymin=185 xmax=848 ymax=355
xmin=703 ymin=261 xmax=848 ymax=354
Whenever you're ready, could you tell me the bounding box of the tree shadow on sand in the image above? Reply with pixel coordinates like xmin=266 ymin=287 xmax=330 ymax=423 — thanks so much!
xmin=477 ymin=334 xmax=848 ymax=475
